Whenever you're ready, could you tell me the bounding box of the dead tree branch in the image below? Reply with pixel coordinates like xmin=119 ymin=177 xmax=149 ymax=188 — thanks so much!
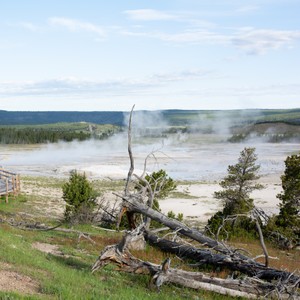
xmin=124 ymin=105 xmax=135 ymax=196
xmin=144 ymin=230 xmax=300 ymax=285
xmin=92 ymin=232 xmax=297 ymax=299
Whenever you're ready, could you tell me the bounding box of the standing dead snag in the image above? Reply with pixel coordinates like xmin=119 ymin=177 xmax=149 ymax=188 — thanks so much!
xmin=117 ymin=105 xmax=138 ymax=230
xmin=124 ymin=105 xmax=135 ymax=196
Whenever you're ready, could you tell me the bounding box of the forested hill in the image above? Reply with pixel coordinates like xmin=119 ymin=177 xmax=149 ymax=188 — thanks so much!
xmin=1 ymin=108 xmax=300 ymax=126
xmin=0 ymin=110 xmax=125 ymax=126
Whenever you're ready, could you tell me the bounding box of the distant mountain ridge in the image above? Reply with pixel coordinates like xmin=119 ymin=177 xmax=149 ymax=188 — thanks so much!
xmin=0 ymin=110 xmax=125 ymax=126
xmin=0 ymin=108 xmax=300 ymax=126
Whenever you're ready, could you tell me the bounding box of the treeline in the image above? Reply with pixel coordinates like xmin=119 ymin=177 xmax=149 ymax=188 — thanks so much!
xmin=228 ymin=132 xmax=300 ymax=143
xmin=0 ymin=128 xmax=91 ymax=144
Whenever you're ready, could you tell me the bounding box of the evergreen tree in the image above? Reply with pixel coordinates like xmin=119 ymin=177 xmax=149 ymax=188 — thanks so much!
xmin=207 ymin=147 xmax=263 ymax=235
xmin=62 ymin=170 xmax=98 ymax=223
xmin=144 ymin=169 xmax=177 ymax=200
xmin=276 ymin=154 xmax=300 ymax=231
xmin=215 ymin=147 xmax=263 ymax=215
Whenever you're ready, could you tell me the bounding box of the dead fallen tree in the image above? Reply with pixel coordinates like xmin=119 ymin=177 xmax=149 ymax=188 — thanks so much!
xmin=116 ymin=194 xmax=300 ymax=285
xmin=92 ymin=229 xmax=298 ymax=299
xmin=145 ymin=230 xmax=300 ymax=285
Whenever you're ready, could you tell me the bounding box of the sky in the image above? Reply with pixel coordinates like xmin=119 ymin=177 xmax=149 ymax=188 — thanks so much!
xmin=0 ymin=0 xmax=299 ymax=111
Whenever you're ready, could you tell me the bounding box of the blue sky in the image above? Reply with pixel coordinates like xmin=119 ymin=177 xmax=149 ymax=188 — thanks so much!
xmin=0 ymin=0 xmax=299 ymax=111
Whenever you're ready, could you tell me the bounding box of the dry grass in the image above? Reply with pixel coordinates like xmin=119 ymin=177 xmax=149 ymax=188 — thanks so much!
xmin=230 ymin=238 xmax=300 ymax=273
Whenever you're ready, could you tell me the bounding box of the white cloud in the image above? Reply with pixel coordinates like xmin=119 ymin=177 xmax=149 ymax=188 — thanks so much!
xmin=123 ymin=25 xmax=300 ymax=54
xmin=123 ymin=9 xmax=176 ymax=21
xmin=235 ymin=5 xmax=260 ymax=14
xmin=159 ymin=29 xmax=228 ymax=44
xmin=232 ymin=28 xmax=300 ymax=54
xmin=122 ymin=28 xmax=229 ymax=45
xmin=48 ymin=17 xmax=106 ymax=37
xmin=0 ymin=70 xmax=212 ymax=97
xmin=180 ymin=83 xmax=300 ymax=98
xmin=19 ymin=22 xmax=39 ymax=32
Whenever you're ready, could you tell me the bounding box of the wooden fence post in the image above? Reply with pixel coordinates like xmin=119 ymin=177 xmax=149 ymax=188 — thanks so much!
xmin=5 ymin=178 xmax=9 ymax=203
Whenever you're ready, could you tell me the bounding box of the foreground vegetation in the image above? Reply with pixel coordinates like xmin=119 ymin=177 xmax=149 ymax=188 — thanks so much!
xmin=1 ymin=170 xmax=299 ymax=299
xmin=1 ymin=191 xmax=299 ymax=299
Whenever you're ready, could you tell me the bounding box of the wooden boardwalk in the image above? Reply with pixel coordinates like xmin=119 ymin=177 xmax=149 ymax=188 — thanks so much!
xmin=0 ymin=168 xmax=20 ymax=203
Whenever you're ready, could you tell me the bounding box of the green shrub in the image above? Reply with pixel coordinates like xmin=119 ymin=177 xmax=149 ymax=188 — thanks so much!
xmin=62 ymin=170 xmax=98 ymax=224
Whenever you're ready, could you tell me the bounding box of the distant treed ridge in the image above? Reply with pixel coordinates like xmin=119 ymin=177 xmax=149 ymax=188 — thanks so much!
xmin=0 ymin=127 xmax=90 ymax=144
xmin=0 ymin=123 xmax=122 ymax=144
xmin=0 ymin=111 xmax=125 ymax=126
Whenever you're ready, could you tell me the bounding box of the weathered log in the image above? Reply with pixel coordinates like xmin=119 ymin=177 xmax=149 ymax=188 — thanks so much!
xmin=92 ymin=236 xmax=288 ymax=299
xmin=145 ymin=231 xmax=300 ymax=285
xmin=119 ymin=194 xmax=257 ymax=260
xmin=117 ymin=195 xmax=300 ymax=285
xmin=114 ymin=194 xmax=300 ymax=287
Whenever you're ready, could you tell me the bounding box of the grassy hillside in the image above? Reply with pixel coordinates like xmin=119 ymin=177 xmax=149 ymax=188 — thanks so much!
xmin=0 ymin=177 xmax=235 ymax=300
xmin=162 ymin=108 xmax=300 ymax=126
xmin=229 ymin=122 xmax=300 ymax=143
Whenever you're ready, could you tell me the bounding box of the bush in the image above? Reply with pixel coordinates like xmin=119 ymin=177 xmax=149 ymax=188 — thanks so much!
xmin=62 ymin=170 xmax=98 ymax=224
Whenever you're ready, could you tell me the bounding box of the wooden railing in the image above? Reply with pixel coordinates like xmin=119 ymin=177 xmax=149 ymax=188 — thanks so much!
xmin=0 ymin=168 xmax=20 ymax=203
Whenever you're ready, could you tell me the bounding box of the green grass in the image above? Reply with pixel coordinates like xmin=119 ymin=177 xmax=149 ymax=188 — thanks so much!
xmin=0 ymin=177 xmax=240 ymax=300
xmin=0 ymin=199 xmax=236 ymax=300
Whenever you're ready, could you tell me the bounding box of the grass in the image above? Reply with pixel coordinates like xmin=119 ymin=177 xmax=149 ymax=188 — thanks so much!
xmin=0 ymin=197 xmax=237 ymax=300
xmin=169 ymin=191 xmax=199 ymax=199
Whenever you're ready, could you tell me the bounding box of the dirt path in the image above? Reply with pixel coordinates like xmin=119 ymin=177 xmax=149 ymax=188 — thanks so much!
xmin=0 ymin=262 xmax=39 ymax=295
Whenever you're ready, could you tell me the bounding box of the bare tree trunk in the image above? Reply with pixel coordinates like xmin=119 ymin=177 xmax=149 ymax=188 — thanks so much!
xmin=119 ymin=194 xmax=251 ymax=258
xmin=255 ymin=218 xmax=269 ymax=267
xmin=124 ymin=105 xmax=135 ymax=196
xmin=115 ymin=194 xmax=300 ymax=285
xmin=145 ymin=231 xmax=300 ymax=285
xmin=92 ymin=231 xmax=296 ymax=299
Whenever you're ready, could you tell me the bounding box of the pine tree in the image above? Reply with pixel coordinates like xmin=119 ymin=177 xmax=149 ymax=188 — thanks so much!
xmin=276 ymin=154 xmax=300 ymax=231
xmin=215 ymin=147 xmax=263 ymax=215
xmin=207 ymin=147 xmax=263 ymax=235
xmin=62 ymin=170 xmax=98 ymax=223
